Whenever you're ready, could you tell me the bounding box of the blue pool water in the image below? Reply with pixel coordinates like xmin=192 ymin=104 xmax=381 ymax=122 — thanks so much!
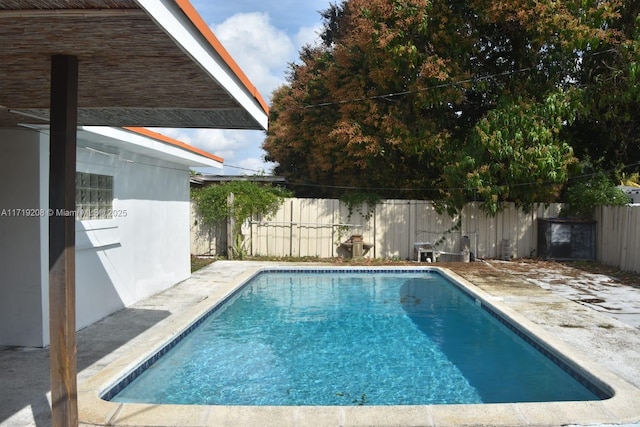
xmin=109 ymin=269 xmax=605 ymax=405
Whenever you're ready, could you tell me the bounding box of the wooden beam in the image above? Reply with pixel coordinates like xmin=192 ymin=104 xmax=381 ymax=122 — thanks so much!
xmin=227 ymin=192 xmax=235 ymax=259
xmin=49 ymin=54 xmax=79 ymax=427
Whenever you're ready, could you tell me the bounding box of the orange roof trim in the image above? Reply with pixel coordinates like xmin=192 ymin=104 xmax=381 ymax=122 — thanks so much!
xmin=175 ymin=0 xmax=270 ymax=116
xmin=124 ymin=126 xmax=224 ymax=163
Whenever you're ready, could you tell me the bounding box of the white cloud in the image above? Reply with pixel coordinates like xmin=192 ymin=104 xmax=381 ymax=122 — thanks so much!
xmin=230 ymin=157 xmax=276 ymax=175
xmin=157 ymin=128 xmax=272 ymax=175
xmin=295 ymin=24 xmax=322 ymax=49
xmin=164 ymin=129 xmax=256 ymax=161
xmin=158 ymin=10 xmax=324 ymax=176
xmin=212 ymin=12 xmax=296 ymax=101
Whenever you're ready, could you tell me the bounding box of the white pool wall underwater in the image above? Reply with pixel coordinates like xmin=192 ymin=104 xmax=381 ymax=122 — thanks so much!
xmin=78 ymin=265 xmax=640 ymax=427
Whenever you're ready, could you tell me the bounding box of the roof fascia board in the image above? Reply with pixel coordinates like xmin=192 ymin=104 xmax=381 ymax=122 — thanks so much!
xmin=135 ymin=0 xmax=269 ymax=131
xmin=173 ymin=0 xmax=270 ymax=115
xmin=123 ymin=126 xmax=223 ymax=163
xmin=79 ymin=126 xmax=223 ymax=168
xmin=21 ymin=124 xmax=222 ymax=167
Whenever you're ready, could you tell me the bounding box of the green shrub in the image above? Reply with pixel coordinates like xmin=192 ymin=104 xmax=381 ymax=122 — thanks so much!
xmin=560 ymin=172 xmax=630 ymax=219
xmin=191 ymin=181 xmax=291 ymax=258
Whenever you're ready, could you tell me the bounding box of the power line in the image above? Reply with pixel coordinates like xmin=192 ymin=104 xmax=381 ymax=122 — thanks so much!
xmin=297 ymin=47 xmax=623 ymax=110
xmin=222 ymin=163 xmax=268 ymax=173
xmin=282 ymin=160 xmax=640 ymax=193
xmin=301 ymin=67 xmax=538 ymax=109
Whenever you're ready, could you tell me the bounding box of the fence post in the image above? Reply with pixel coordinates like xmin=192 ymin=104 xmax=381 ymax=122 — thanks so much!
xmin=187 ymin=196 xmax=640 ymax=266
xmin=227 ymin=192 xmax=234 ymax=260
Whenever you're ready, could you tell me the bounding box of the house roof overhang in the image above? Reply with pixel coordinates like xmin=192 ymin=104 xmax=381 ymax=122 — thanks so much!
xmin=0 ymin=0 xmax=269 ymax=131
xmin=25 ymin=125 xmax=225 ymax=168
xmin=0 ymin=2 xmax=268 ymax=422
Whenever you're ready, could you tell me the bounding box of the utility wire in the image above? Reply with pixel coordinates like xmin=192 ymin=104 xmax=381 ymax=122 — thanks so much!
xmin=222 ymin=163 xmax=268 ymax=173
xmin=301 ymin=67 xmax=537 ymax=109
xmin=282 ymin=160 xmax=640 ymax=193
xmin=298 ymin=48 xmax=623 ymax=110
xmin=224 ymin=49 xmax=628 ymax=179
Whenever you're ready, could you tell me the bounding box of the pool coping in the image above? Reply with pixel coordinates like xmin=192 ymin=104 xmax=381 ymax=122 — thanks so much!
xmin=78 ymin=265 xmax=640 ymax=426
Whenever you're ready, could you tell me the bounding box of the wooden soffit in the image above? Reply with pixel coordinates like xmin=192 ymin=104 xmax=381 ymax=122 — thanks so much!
xmin=0 ymin=0 xmax=268 ymax=130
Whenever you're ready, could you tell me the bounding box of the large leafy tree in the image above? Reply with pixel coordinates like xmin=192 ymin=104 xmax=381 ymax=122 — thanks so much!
xmin=264 ymin=0 xmax=637 ymax=214
xmin=267 ymin=0 xmax=447 ymax=199
xmin=565 ymin=1 xmax=640 ymax=170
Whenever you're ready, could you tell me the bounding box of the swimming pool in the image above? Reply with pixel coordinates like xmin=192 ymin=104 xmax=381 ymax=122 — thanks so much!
xmin=105 ymin=268 xmax=608 ymax=406
xmin=79 ymin=263 xmax=640 ymax=427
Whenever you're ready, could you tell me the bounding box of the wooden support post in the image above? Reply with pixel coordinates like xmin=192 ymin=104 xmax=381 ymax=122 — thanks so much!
xmin=227 ymin=192 xmax=235 ymax=259
xmin=49 ymin=54 xmax=79 ymax=427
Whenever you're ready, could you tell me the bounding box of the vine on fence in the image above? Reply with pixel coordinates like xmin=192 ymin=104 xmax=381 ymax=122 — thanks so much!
xmin=433 ymin=217 xmax=462 ymax=248
xmin=339 ymin=192 xmax=382 ymax=222
xmin=334 ymin=224 xmax=351 ymax=247
xmin=191 ymin=181 xmax=291 ymax=258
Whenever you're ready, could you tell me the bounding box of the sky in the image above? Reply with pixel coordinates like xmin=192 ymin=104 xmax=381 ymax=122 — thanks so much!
xmin=158 ymin=0 xmax=333 ymax=176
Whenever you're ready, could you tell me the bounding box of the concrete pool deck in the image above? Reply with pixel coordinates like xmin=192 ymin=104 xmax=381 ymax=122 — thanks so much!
xmin=2 ymin=260 xmax=640 ymax=426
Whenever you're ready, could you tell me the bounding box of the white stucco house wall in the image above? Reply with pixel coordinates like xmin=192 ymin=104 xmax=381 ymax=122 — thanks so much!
xmin=0 ymin=0 xmax=270 ymax=357
xmin=0 ymin=126 xmax=222 ymax=347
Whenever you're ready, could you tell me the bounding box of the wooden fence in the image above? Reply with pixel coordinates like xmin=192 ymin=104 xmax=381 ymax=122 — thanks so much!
xmin=192 ymin=198 xmax=640 ymax=272
xmin=596 ymin=204 xmax=640 ymax=273
xmin=191 ymin=198 xmax=563 ymax=261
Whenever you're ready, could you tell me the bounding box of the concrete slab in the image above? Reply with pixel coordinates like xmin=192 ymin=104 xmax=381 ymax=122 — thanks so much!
xmin=2 ymin=260 xmax=640 ymax=427
xmin=490 ymin=260 xmax=640 ymax=329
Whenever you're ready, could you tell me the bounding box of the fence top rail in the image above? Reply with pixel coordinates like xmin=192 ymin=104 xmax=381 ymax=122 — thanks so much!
xmin=250 ymin=220 xmax=363 ymax=228
xmin=415 ymin=230 xmax=478 ymax=235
